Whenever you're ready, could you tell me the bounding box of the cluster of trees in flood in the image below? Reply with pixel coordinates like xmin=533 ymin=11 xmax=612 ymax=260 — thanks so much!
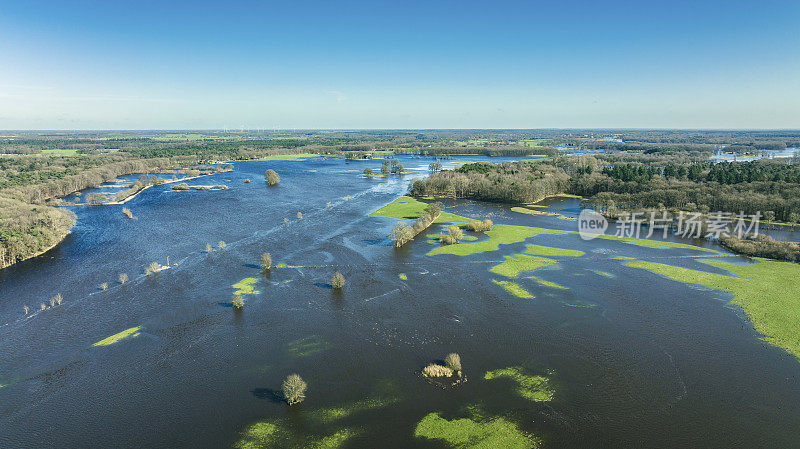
xmin=389 ymin=203 xmax=441 ymax=247
xmin=720 ymin=234 xmax=800 ymax=262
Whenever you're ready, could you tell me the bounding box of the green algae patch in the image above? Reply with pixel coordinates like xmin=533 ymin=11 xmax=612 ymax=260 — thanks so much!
xmin=370 ymin=196 xmax=470 ymax=223
xmin=235 ymin=422 xmax=357 ymax=449
xmin=526 ymin=276 xmax=568 ymax=289
xmin=287 ymin=335 xmax=332 ymax=358
xmin=524 ymin=244 xmax=583 ymax=258
xmin=596 ymin=234 xmax=717 ymax=252
xmin=510 ymin=206 xmax=557 ymax=216
xmin=612 ymin=256 xmax=635 ymax=260
xmin=626 ymin=258 xmax=800 ymax=359
xmin=399 ymin=273 xmax=408 ymax=280
xmin=492 ymin=280 xmax=534 ymax=299
xmin=429 ymin=225 xmax=570 ymax=256
xmin=93 ymin=326 xmax=141 ymax=347
xmin=490 ymin=254 xmax=557 ymax=278
xmin=233 ymin=278 xmax=260 ymax=295
xmin=484 ymin=367 xmax=554 ymax=402
xmin=414 ymin=412 xmax=540 ymax=449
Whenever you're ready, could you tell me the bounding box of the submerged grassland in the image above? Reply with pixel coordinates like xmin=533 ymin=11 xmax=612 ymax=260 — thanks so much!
xmin=233 ymin=278 xmax=260 ymax=295
xmin=414 ymin=412 xmax=541 ymax=449
xmin=93 ymin=326 xmax=141 ymax=347
xmin=484 ymin=367 xmax=554 ymax=402
xmin=370 ymin=196 xmax=470 ymax=223
xmin=626 ymin=258 xmax=800 ymax=359
xmin=492 ymin=280 xmax=534 ymax=298
xmin=428 ymin=225 xmax=569 ymax=256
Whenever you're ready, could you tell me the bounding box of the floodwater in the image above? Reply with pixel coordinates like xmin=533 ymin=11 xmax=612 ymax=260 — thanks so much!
xmin=1 ymin=155 xmax=799 ymax=448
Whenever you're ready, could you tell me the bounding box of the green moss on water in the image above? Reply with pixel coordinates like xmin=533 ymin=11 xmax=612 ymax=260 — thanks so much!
xmin=596 ymin=234 xmax=716 ymax=252
xmin=399 ymin=273 xmax=408 ymax=280
xmin=492 ymin=280 xmax=534 ymax=298
xmin=93 ymin=326 xmax=141 ymax=347
xmin=287 ymin=335 xmax=332 ymax=358
xmin=370 ymin=196 xmax=470 ymax=223
xmin=429 ymin=225 xmax=569 ymax=256
xmin=484 ymin=367 xmax=554 ymax=402
xmin=524 ymin=244 xmax=583 ymax=257
xmin=626 ymin=258 xmax=800 ymax=359
xmin=233 ymin=278 xmax=260 ymax=295
xmin=490 ymin=255 xmax=557 ymax=278
xmin=526 ymin=276 xmax=568 ymax=289
xmin=414 ymin=412 xmax=540 ymax=449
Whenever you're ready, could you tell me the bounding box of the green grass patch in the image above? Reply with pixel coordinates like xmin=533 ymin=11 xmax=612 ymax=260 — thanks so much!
xmin=626 ymin=258 xmax=800 ymax=359
xmin=510 ymin=207 xmax=557 ymax=216
xmin=40 ymin=149 xmax=79 ymax=156
xmin=524 ymin=244 xmax=583 ymax=257
xmin=308 ymin=395 xmax=401 ymax=424
xmin=526 ymin=276 xmax=568 ymax=289
xmin=255 ymin=153 xmax=321 ymax=160
xmin=429 ymin=225 xmax=569 ymax=256
xmin=287 ymin=335 xmax=332 ymax=358
xmin=484 ymin=366 xmax=554 ymax=402
xmin=93 ymin=326 xmax=141 ymax=347
xmin=370 ymin=196 xmax=470 ymax=223
xmin=414 ymin=412 xmax=540 ymax=449
xmin=492 ymin=280 xmax=534 ymax=298
xmin=399 ymin=273 xmax=408 ymax=280
xmin=596 ymin=234 xmax=716 ymax=252
xmin=233 ymin=278 xmax=260 ymax=295
xmin=490 ymin=254 xmax=557 ymax=278
xmin=612 ymin=256 xmax=635 ymax=260
xmin=591 ymin=270 xmax=615 ymax=278
xmin=235 ymin=423 xmax=357 ymax=449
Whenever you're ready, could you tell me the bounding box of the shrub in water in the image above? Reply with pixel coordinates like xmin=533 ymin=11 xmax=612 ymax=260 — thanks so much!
xmin=331 ymin=272 xmax=346 ymax=289
xmin=101 ymin=282 xmax=108 ymax=291
xmin=232 ymin=294 xmax=244 ymax=309
xmin=282 ymin=374 xmax=307 ymax=405
xmin=265 ymin=169 xmax=280 ymax=186
xmin=260 ymin=252 xmax=272 ymax=271
xmin=423 ymin=363 xmax=453 ymax=378
xmin=119 ymin=273 xmax=129 ymax=285
xmin=218 ymin=241 xmax=226 ymax=250
xmin=445 ymin=353 xmax=462 ymax=375
xmin=23 ymin=305 xmax=29 ymax=315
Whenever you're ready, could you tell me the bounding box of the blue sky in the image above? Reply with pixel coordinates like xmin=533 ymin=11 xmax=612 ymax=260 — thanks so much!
xmin=1 ymin=0 xmax=798 ymax=129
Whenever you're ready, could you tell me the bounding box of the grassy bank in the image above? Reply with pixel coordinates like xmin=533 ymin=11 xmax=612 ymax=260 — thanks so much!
xmin=428 ymin=225 xmax=569 ymax=256
xmin=370 ymin=196 xmax=470 ymax=223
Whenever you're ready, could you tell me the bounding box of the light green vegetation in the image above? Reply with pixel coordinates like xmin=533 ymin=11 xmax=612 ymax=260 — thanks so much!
xmin=625 ymin=258 xmax=800 ymax=359
xmin=93 ymin=326 xmax=141 ymax=347
xmin=307 ymin=395 xmax=401 ymax=423
xmin=612 ymin=256 xmax=635 ymax=260
xmin=275 ymin=263 xmax=288 ymax=268
xmin=414 ymin=412 xmax=540 ymax=449
xmin=429 ymin=225 xmax=569 ymax=256
xmin=557 ymin=215 xmax=577 ymax=220
xmin=399 ymin=273 xmax=408 ymax=280
xmin=526 ymin=276 xmax=568 ymax=289
xmin=596 ymin=234 xmax=717 ymax=252
xmin=492 ymin=280 xmax=534 ymax=298
xmin=287 ymin=335 xmax=332 ymax=358
xmin=40 ymin=149 xmax=79 ymax=156
xmin=592 ymin=270 xmax=615 ymax=278
xmin=510 ymin=206 xmax=557 ymax=216
xmin=232 ymin=278 xmax=260 ymax=295
xmin=256 ymin=153 xmax=320 ymax=160
xmin=524 ymin=244 xmax=584 ymax=257
xmin=370 ymin=196 xmax=470 ymax=223
xmin=490 ymin=255 xmax=557 ymax=278
xmin=484 ymin=367 xmax=554 ymax=402
xmin=235 ymin=423 xmax=357 ymax=449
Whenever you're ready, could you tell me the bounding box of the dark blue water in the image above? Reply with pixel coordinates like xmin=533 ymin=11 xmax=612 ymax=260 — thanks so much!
xmin=1 ymin=155 xmax=799 ymax=448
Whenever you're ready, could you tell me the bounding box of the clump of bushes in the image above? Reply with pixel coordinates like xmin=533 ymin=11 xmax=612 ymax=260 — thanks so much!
xmin=423 ymin=363 xmax=453 ymax=378
xmin=720 ymin=234 xmax=800 ymax=262
xmin=231 ymin=294 xmax=244 ymax=309
xmin=389 ymin=203 xmax=442 ymax=247
xmin=49 ymin=293 xmax=63 ymax=307
xmin=118 ymin=273 xmax=129 ymax=285
xmin=211 ymin=185 xmax=228 ymax=190
xmin=265 ymin=169 xmax=280 ymax=186
xmin=244 ymin=178 xmax=251 ymax=183
xmin=297 ymin=211 xmax=303 ymax=219
xmin=23 ymin=305 xmax=29 ymax=315
xmin=101 ymin=282 xmax=108 ymax=291
xmin=172 ymin=183 xmax=190 ymax=191
xmin=331 ymin=272 xmax=345 ymax=289
xmin=260 ymin=252 xmax=272 ymax=271
xmin=282 ymin=374 xmax=307 ymax=405
xmin=364 ymin=167 xmax=374 ymax=176
xmin=465 ymin=219 xmax=493 ymax=232
xmin=218 ymin=241 xmax=226 ymax=250
xmin=206 ymin=243 xmax=214 ymax=253
xmin=122 ymin=207 xmax=134 ymax=219
xmin=422 ymin=352 xmax=463 ymax=378
xmin=144 ymin=261 xmax=164 ymax=275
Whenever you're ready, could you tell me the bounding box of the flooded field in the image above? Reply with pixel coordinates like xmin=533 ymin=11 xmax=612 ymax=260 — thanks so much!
xmin=1 ymin=155 xmax=799 ymax=448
